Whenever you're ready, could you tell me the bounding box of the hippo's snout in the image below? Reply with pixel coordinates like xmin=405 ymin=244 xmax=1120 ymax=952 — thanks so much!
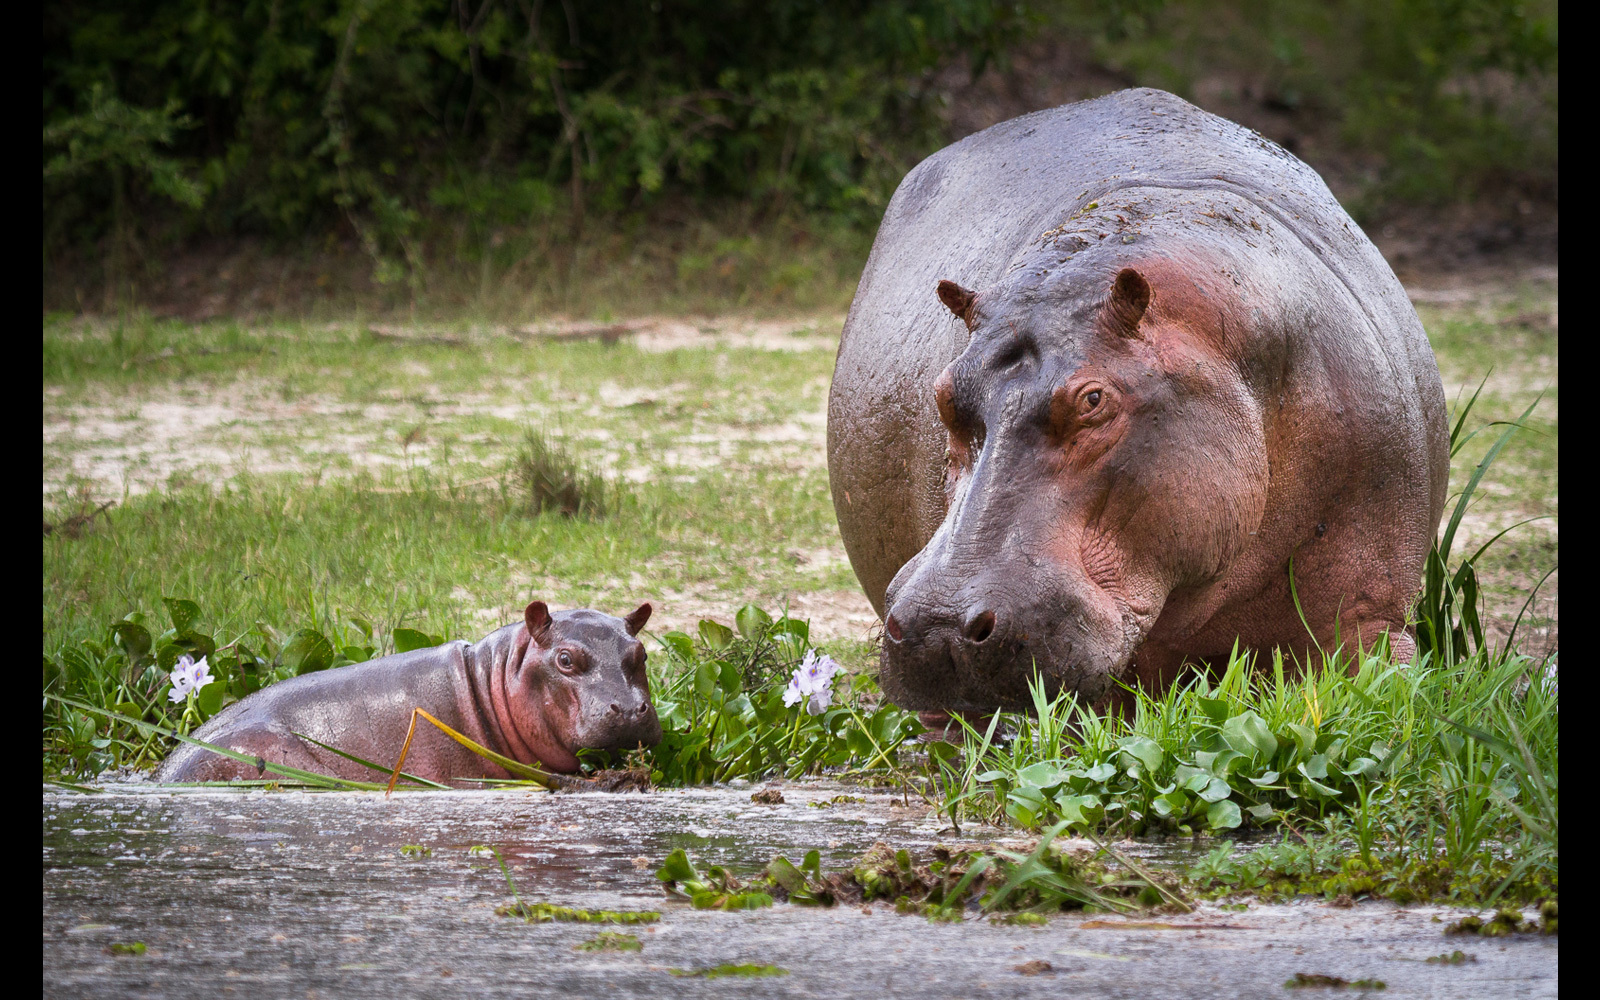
xmin=579 ymin=695 xmax=662 ymax=751
xmin=880 ymin=546 xmax=1133 ymax=710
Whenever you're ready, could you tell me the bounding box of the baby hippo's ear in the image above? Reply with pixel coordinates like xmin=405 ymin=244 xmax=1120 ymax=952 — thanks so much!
xmin=525 ymin=601 xmax=552 ymax=645
xmin=623 ymin=602 xmax=652 ymax=636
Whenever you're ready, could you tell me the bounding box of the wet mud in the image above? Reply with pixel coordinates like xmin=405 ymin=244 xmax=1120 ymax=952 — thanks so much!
xmin=43 ymin=783 xmax=1557 ymax=998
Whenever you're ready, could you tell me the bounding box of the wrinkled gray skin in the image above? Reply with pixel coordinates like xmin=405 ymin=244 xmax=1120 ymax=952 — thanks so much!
xmin=828 ymin=88 xmax=1447 ymax=713
xmin=154 ymin=603 xmax=661 ymax=783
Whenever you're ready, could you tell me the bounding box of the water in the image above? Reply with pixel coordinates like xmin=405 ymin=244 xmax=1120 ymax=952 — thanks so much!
xmin=43 ymin=781 xmax=1557 ymax=998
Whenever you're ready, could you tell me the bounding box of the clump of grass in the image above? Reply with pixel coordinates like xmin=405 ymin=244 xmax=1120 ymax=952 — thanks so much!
xmin=669 ymin=965 xmax=788 ymax=979
xmin=575 ymin=932 xmax=642 ymax=952
xmin=512 ymin=427 xmax=611 ymax=518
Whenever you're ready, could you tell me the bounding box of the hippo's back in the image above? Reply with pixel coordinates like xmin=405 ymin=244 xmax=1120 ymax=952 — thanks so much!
xmin=828 ymin=87 xmax=1442 ymax=613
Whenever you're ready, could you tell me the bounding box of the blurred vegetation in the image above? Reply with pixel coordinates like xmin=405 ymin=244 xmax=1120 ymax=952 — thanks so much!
xmin=43 ymin=0 xmax=1556 ymax=312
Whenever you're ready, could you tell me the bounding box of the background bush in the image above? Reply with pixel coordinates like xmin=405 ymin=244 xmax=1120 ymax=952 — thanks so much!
xmin=43 ymin=0 xmax=1557 ymax=306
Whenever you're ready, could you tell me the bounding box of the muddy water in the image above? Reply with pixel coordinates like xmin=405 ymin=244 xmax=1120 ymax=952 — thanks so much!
xmin=43 ymin=781 xmax=1556 ymax=998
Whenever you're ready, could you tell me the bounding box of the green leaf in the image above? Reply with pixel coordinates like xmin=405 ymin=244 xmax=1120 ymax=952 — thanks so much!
xmin=280 ymin=629 xmax=334 ymax=675
xmin=1118 ymin=736 xmax=1165 ymax=774
xmin=112 ymin=621 xmax=152 ymax=662
xmin=1016 ymin=762 xmax=1071 ymax=789
xmin=1198 ymin=696 xmax=1232 ymax=723
xmin=1246 ymin=770 xmax=1282 ymax=787
xmin=391 ymin=628 xmax=433 ymax=654
xmin=1299 ymin=753 xmax=1330 ymax=780
xmin=656 ymin=849 xmax=698 ymax=884
xmin=1286 ymin=722 xmax=1318 ymax=761
xmin=163 ymin=598 xmax=201 ymax=636
xmin=1206 ymin=799 xmax=1243 ymax=831
xmin=1343 ymin=757 xmax=1379 ymax=778
xmin=341 ymin=645 xmax=372 ymax=663
xmin=1221 ymin=711 xmax=1278 ymax=761
xmin=718 ymin=660 xmax=742 ymax=694
xmin=694 ymin=660 xmax=719 ymax=699
xmin=195 ymin=679 xmax=225 ymax=717
xmin=653 ymin=633 xmax=692 ymax=665
xmin=1055 ymin=793 xmax=1104 ymax=828
xmin=766 ymin=856 xmax=806 ymax=893
xmin=734 ymin=605 xmax=772 ymax=642
xmin=1198 ymin=777 xmax=1234 ymax=803
xmin=1083 ymin=762 xmax=1117 ymax=783
xmin=698 ymin=620 xmax=735 ymax=651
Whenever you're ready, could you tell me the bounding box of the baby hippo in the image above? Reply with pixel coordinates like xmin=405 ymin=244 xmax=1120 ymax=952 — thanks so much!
xmin=153 ymin=601 xmax=661 ymax=783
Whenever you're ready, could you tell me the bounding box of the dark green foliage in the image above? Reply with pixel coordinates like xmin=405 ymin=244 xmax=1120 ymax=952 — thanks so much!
xmin=43 ymin=1 xmax=1026 ymax=257
xmin=44 ymin=1 xmax=1555 ymax=296
xmin=1045 ymin=0 xmax=1557 ymax=212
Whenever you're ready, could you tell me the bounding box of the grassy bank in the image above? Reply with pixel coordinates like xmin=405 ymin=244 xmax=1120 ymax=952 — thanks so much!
xmin=43 ymin=273 xmax=1555 ymax=907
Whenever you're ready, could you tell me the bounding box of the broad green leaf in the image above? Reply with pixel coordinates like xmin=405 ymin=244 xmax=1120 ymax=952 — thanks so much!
xmin=1299 ymin=753 xmax=1330 ymax=780
xmin=196 ymin=679 xmax=225 ymax=717
xmin=1343 ymin=757 xmax=1379 ymax=778
xmin=655 ymin=849 xmax=697 ymax=883
xmin=163 ymin=598 xmax=202 ymax=636
xmin=1118 ymin=736 xmax=1165 ymax=774
xmin=391 ymin=628 xmax=433 ymax=654
xmin=1055 ymin=793 xmax=1104 ymax=828
xmin=1005 ymin=785 xmax=1049 ymax=827
xmin=1153 ymin=790 xmax=1189 ymax=817
xmin=1245 ymin=803 xmax=1276 ymax=821
xmin=1287 ymin=722 xmax=1317 ymax=754
xmin=659 ymin=631 xmax=695 ymax=661
xmin=112 ymin=621 xmax=152 ymax=662
xmin=1199 ymin=776 xmax=1234 ymax=803
xmin=734 ymin=604 xmax=772 ymax=641
xmin=698 ymin=620 xmax=735 ymax=651
xmin=1198 ymin=696 xmax=1232 ymax=723
xmin=1206 ymin=799 xmax=1243 ymax=831
xmin=281 ymin=629 xmax=334 ymax=674
xmin=694 ymin=660 xmax=719 ymax=699
xmin=1222 ymin=711 xmax=1278 ymax=761
xmin=1016 ymin=762 xmax=1071 ymax=789
xmin=341 ymin=645 xmax=372 ymax=663
xmin=718 ymin=660 xmax=742 ymax=694
xmin=1246 ymin=770 xmax=1282 ymax=787
xmin=767 ymin=856 xmax=806 ymax=893
xmin=1084 ymin=762 xmax=1117 ymax=783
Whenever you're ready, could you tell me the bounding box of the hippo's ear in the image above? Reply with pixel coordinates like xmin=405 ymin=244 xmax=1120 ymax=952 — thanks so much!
xmin=1100 ymin=267 xmax=1152 ymax=338
xmin=936 ymin=280 xmax=978 ymax=330
xmin=623 ymin=602 xmax=652 ymax=636
xmin=524 ymin=601 xmax=552 ymax=645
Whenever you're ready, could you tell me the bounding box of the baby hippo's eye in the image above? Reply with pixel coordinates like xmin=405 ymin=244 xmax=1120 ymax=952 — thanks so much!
xmin=1085 ymin=390 xmax=1102 ymax=408
xmin=557 ymin=650 xmax=574 ymax=670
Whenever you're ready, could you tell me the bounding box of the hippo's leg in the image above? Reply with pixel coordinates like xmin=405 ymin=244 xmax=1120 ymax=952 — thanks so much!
xmin=155 ymin=727 xmax=318 ymax=783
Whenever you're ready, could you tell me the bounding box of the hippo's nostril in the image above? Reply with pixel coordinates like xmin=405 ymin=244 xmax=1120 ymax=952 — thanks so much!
xmin=607 ymin=702 xmax=621 ymax=715
xmin=885 ymin=614 xmax=904 ymax=642
xmin=964 ymin=610 xmax=996 ymax=644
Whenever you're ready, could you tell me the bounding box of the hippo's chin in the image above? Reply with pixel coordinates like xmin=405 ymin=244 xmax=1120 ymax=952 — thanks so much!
xmin=878 ymin=641 xmax=1126 ymax=713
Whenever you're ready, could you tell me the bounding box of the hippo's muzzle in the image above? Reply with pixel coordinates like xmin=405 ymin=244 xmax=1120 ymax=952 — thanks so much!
xmin=575 ymin=693 xmax=663 ymax=753
xmin=879 ymin=542 xmax=1132 ymax=711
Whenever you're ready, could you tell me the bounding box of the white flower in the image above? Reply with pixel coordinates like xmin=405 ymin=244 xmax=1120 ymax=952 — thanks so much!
xmin=784 ymin=649 xmax=843 ymax=715
xmin=167 ymin=654 xmax=215 ymax=704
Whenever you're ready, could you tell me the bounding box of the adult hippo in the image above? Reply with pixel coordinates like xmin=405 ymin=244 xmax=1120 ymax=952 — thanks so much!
xmin=827 ymin=88 xmax=1447 ymax=714
xmin=153 ymin=602 xmax=661 ymax=783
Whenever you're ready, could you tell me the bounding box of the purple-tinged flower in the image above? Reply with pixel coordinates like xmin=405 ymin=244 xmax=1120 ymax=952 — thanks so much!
xmin=167 ymin=654 xmax=215 ymax=704
xmin=784 ymin=649 xmax=843 ymax=715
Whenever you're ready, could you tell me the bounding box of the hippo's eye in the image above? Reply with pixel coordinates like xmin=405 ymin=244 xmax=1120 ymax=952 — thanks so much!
xmin=557 ymin=650 xmax=574 ymax=669
xmin=1085 ymin=390 xmax=1102 ymax=408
